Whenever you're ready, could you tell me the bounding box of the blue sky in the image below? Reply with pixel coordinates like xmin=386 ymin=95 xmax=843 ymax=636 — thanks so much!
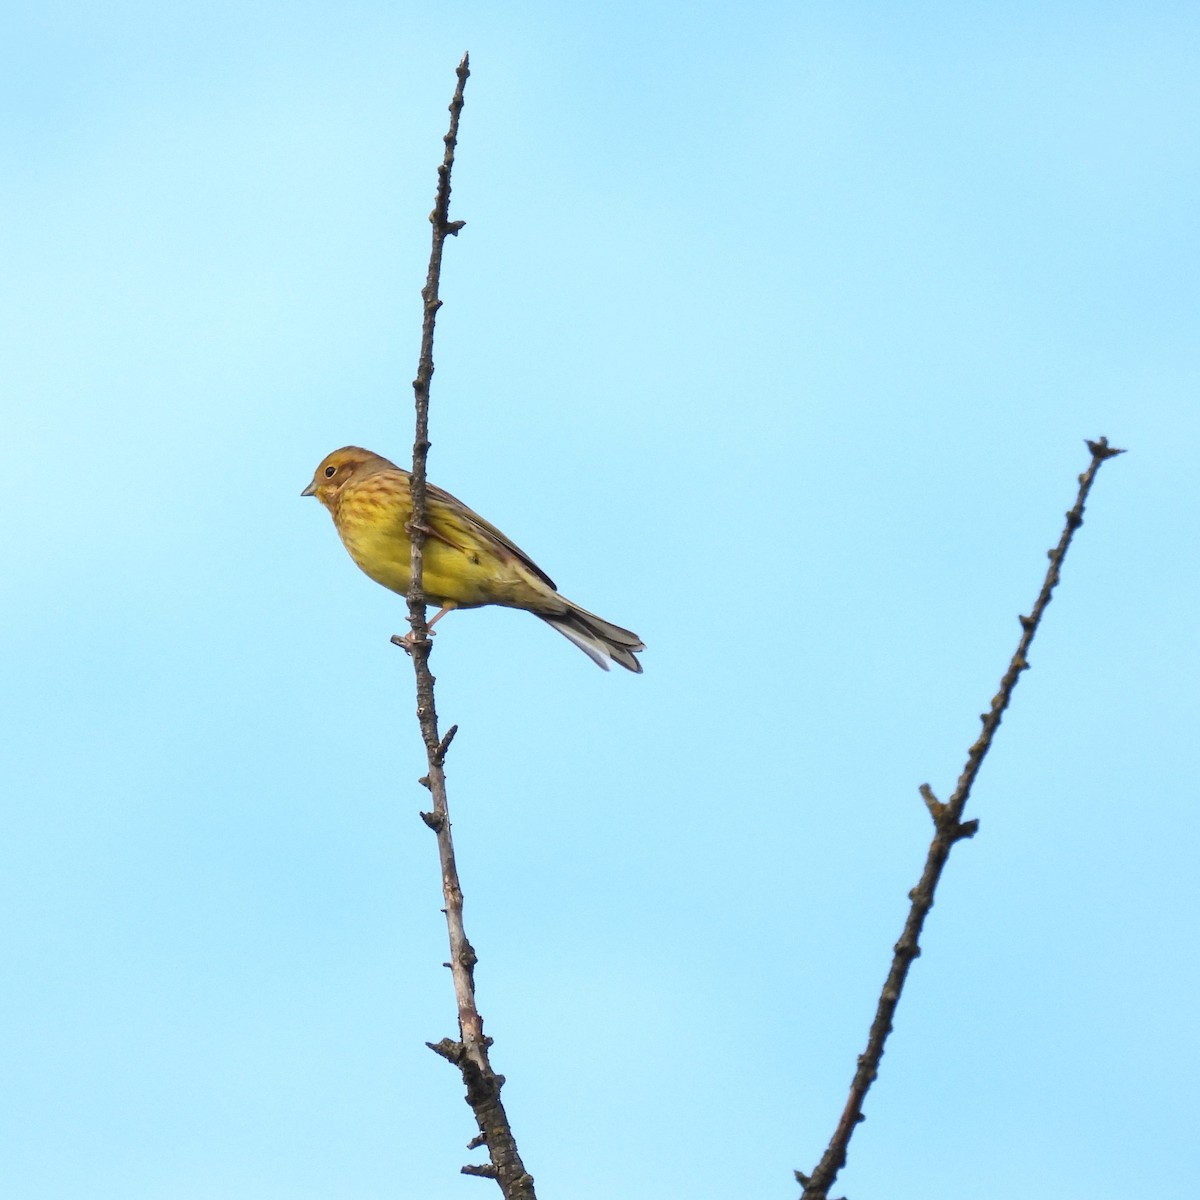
xmin=2 ymin=3 xmax=1197 ymax=1198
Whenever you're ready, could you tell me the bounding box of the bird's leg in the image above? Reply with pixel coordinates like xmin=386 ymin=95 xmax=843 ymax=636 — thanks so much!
xmin=426 ymin=604 xmax=454 ymax=631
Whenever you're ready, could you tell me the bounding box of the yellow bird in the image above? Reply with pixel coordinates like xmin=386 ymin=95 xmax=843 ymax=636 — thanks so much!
xmin=302 ymin=447 xmax=644 ymax=673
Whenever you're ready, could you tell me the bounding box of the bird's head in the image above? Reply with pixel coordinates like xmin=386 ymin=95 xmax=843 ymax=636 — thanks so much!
xmin=301 ymin=446 xmax=394 ymax=509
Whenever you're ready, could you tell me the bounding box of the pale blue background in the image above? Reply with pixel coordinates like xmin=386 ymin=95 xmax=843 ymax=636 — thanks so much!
xmin=2 ymin=3 xmax=1196 ymax=1198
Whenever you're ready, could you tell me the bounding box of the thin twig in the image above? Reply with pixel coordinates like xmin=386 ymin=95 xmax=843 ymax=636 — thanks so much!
xmin=400 ymin=54 xmax=536 ymax=1200
xmin=796 ymin=437 xmax=1125 ymax=1200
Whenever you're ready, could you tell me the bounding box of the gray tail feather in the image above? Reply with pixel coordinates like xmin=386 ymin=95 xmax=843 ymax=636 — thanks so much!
xmin=539 ymin=602 xmax=645 ymax=673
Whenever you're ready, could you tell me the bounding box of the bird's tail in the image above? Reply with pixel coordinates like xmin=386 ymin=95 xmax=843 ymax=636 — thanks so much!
xmin=539 ymin=601 xmax=645 ymax=673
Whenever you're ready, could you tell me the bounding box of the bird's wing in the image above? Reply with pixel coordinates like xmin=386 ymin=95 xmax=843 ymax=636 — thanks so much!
xmin=424 ymin=479 xmax=558 ymax=592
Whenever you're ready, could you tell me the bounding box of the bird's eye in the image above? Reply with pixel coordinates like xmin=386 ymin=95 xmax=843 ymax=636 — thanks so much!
xmin=324 ymin=465 xmax=337 ymax=478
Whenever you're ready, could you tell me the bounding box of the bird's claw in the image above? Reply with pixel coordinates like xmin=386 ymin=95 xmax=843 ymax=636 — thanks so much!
xmin=392 ymin=628 xmax=436 ymax=652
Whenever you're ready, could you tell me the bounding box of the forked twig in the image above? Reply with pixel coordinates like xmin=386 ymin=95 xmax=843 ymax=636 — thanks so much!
xmin=796 ymin=438 xmax=1125 ymax=1200
xmin=394 ymin=54 xmax=536 ymax=1199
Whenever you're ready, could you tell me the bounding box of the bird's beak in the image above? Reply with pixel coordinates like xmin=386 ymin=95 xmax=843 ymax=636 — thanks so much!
xmin=301 ymin=481 xmax=317 ymax=497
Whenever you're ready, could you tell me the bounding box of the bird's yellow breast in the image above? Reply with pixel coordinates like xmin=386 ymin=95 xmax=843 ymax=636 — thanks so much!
xmin=331 ymin=477 xmax=548 ymax=610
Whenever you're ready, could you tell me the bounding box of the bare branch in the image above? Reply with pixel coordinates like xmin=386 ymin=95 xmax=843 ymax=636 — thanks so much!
xmin=401 ymin=54 xmax=537 ymax=1200
xmin=797 ymin=437 xmax=1125 ymax=1199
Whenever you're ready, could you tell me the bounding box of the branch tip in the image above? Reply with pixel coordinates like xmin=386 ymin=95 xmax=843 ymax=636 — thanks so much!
xmin=918 ymin=783 xmax=942 ymax=816
xmin=462 ymin=1164 xmax=498 ymax=1179
xmin=435 ymin=724 xmax=459 ymax=765
xmin=427 ymin=1038 xmax=466 ymax=1064
xmin=1086 ymin=437 xmax=1125 ymax=459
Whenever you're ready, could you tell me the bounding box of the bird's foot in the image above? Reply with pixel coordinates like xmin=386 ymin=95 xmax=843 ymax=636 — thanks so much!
xmin=390 ymin=628 xmax=437 ymax=652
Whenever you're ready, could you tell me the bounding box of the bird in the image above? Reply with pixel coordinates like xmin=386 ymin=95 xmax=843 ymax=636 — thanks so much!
xmin=302 ymin=446 xmax=644 ymax=673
